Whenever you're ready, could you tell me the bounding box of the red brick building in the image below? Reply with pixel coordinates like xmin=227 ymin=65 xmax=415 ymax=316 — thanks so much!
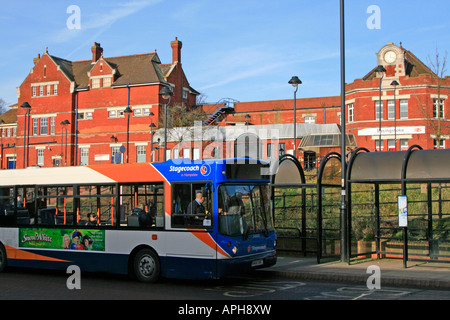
xmin=1 ymin=38 xmax=198 ymax=169
xmin=202 ymin=42 xmax=449 ymax=160
xmin=1 ymin=41 xmax=448 ymax=169
xmin=345 ymin=42 xmax=450 ymax=152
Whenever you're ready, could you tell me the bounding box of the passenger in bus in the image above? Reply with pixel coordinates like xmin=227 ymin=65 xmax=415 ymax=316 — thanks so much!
xmin=86 ymin=213 xmax=98 ymax=226
xmin=186 ymin=192 xmax=205 ymax=215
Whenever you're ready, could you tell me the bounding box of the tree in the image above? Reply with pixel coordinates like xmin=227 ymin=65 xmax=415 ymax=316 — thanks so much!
xmin=417 ymin=48 xmax=450 ymax=148
xmin=426 ymin=48 xmax=449 ymax=148
xmin=0 ymin=98 xmax=6 ymax=115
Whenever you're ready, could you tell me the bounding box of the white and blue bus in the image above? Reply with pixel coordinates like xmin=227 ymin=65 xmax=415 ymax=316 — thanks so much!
xmin=0 ymin=159 xmax=276 ymax=282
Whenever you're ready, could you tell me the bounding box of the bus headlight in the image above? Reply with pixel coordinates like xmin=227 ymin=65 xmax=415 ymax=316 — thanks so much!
xmin=231 ymin=246 xmax=238 ymax=255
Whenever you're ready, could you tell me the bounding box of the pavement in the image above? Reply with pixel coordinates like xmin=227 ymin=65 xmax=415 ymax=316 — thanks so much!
xmin=258 ymin=253 xmax=450 ymax=290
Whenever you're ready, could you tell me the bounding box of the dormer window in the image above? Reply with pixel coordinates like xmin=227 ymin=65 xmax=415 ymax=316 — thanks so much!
xmin=103 ymin=77 xmax=111 ymax=87
xmin=92 ymin=78 xmax=100 ymax=89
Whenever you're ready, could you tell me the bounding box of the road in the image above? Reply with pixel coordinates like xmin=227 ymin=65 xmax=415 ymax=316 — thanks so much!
xmin=1 ymin=267 xmax=449 ymax=302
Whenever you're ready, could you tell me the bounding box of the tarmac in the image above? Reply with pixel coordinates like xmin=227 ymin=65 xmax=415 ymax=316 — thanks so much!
xmin=258 ymin=253 xmax=450 ymax=290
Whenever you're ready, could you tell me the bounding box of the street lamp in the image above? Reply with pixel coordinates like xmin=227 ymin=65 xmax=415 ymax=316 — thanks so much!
xmin=288 ymin=76 xmax=302 ymax=158
xmin=20 ymin=102 xmax=31 ymax=168
xmin=60 ymin=120 xmax=70 ymax=166
xmin=158 ymin=86 xmax=173 ymax=161
xmin=375 ymin=65 xmax=386 ymax=151
xmin=391 ymin=80 xmax=399 ymax=151
xmin=149 ymin=122 xmax=156 ymax=162
xmin=124 ymin=106 xmax=133 ymax=163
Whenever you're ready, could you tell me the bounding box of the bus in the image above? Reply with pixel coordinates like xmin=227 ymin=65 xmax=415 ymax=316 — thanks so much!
xmin=0 ymin=159 xmax=276 ymax=282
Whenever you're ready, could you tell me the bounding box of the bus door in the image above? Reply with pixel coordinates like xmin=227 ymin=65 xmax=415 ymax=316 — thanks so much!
xmin=168 ymin=182 xmax=215 ymax=279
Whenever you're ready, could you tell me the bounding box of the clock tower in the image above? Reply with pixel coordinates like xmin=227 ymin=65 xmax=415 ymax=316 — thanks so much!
xmin=377 ymin=42 xmax=405 ymax=78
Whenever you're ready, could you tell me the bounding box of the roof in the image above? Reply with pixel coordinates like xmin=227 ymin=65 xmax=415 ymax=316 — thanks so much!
xmin=362 ymin=44 xmax=435 ymax=81
xmin=348 ymin=148 xmax=450 ymax=183
xmin=0 ymin=106 xmax=17 ymax=124
xmin=69 ymin=52 xmax=167 ymax=90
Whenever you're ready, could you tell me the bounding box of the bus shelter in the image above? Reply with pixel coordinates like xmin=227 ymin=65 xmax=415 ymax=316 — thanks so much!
xmin=346 ymin=146 xmax=450 ymax=266
xmin=271 ymin=153 xmax=342 ymax=263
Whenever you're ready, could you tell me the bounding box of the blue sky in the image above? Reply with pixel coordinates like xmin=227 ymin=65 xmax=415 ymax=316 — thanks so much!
xmin=1 ymin=0 xmax=449 ymax=107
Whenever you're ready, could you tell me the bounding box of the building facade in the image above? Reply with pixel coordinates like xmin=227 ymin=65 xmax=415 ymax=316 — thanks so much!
xmin=1 ymin=38 xmax=198 ymax=169
xmin=0 ymin=41 xmax=448 ymax=169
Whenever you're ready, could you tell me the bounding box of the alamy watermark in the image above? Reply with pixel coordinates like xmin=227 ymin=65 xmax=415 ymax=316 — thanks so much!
xmin=66 ymin=5 xmax=81 ymax=30
xmin=366 ymin=5 xmax=381 ymax=30
xmin=66 ymin=265 xmax=81 ymax=290
xmin=366 ymin=265 xmax=381 ymax=290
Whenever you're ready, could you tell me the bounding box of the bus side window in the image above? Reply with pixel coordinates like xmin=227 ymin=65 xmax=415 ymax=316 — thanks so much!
xmin=171 ymin=183 xmax=213 ymax=228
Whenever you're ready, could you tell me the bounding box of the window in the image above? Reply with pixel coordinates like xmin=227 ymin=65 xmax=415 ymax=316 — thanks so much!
xmin=218 ymin=184 xmax=273 ymax=237
xmin=120 ymin=183 xmax=164 ymax=228
xmin=387 ymin=139 xmax=396 ymax=151
xmin=39 ymin=86 xmax=44 ymax=96
xmin=32 ymin=86 xmax=36 ymax=97
xmin=134 ymin=109 xmax=141 ymax=117
xmin=193 ymin=148 xmax=200 ymax=160
xmin=400 ymin=139 xmax=409 ymax=151
xmin=76 ymin=185 xmax=116 ymax=228
xmin=40 ymin=118 xmax=48 ymax=135
xmin=53 ymin=84 xmax=58 ymax=95
xmin=80 ymin=147 xmax=89 ymax=165
xmin=279 ymin=143 xmax=285 ymax=156
xmin=50 ymin=117 xmax=55 ymax=135
xmin=165 ymin=149 xmax=171 ymax=160
xmin=171 ymin=182 xmax=212 ymax=228
xmin=183 ymin=148 xmax=190 ymax=159
xmin=399 ymin=99 xmax=408 ymax=119
xmin=348 ymin=103 xmax=354 ymax=122
xmin=136 ymin=145 xmax=146 ymax=163
xmin=111 ymin=146 xmax=122 ymax=164
xmin=33 ymin=118 xmax=38 ymax=135
xmin=387 ymin=100 xmax=395 ymax=120
xmin=46 ymin=85 xmax=51 ymax=96
xmin=103 ymin=77 xmax=111 ymax=87
xmin=304 ymin=116 xmax=315 ymax=124
xmin=375 ymin=101 xmax=383 ymax=120
xmin=375 ymin=140 xmax=384 ymax=151
xmin=37 ymin=149 xmax=44 ymax=166
xmin=108 ymin=110 xmax=116 ymax=118
xmin=78 ymin=111 xmax=93 ymax=120
xmin=92 ymin=78 xmax=100 ymax=89
xmin=433 ymin=98 xmax=445 ymax=119
xmin=173 ymin=148 xmax=179 ymax=159
xmin=434 ymin=139 xmax=445 ymax=149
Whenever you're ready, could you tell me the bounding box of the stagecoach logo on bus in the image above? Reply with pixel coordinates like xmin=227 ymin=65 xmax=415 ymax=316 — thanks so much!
xmin=19 ymin=228 xmax=105 ymax=251
xmin=169 ymin=164 xmax=211 ymax=177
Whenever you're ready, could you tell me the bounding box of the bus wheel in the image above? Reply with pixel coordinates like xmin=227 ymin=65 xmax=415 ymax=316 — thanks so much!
xmin=133 ymin=248 xmax=160 ymax=283
xmin=0 ymin=244 xmax=7 ymax=273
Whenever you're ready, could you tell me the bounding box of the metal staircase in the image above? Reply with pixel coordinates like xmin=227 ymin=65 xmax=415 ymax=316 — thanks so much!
xmin=202 ymin=98 xmax=238 ymax=126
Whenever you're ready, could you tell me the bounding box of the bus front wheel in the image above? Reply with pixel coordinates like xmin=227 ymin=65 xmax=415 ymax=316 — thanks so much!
xmin=133 ymin=248 xmax=160 ymax=283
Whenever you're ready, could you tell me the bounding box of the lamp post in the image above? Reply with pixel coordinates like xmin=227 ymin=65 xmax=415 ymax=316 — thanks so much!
xmin=60 ymin=120 xmax=70 ymax=166
xmin=288 ymin=76 xmax=302 ymax=158
xmin=375 ymin=65 xmax=386 ymax=151
xmin=20 ymin=102 xmax=31 ymax=168
xmin=124 ymin=106 xmax=133 ymax=163
xmin=158 ymin=86 xmax=173 ymax=161
xmin=149 ymin=123 xmax=156 ymax=162
xmin=391 ymin=80 xmax=399 ymax=151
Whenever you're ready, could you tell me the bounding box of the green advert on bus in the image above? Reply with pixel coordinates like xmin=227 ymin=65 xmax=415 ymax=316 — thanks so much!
xmin=19 ymin=228 xmax=105 ymax=251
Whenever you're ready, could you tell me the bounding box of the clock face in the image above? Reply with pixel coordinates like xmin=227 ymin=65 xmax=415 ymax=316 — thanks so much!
xmin=384 ymin=50 xmax=397 ymax=63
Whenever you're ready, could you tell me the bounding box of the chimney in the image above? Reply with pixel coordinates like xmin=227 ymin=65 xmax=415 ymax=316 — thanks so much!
xmin=91 ymin=42 xmax=103 ymax=63
xmin=33 ymin=54 xmax=41 ymax=65
xmin=171 ymin=37 xmax=182 ymax=63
